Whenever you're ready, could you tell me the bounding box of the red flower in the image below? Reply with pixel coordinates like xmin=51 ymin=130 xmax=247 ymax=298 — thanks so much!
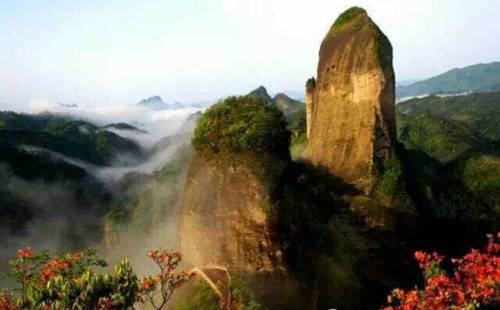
xmin=382 ymin=233 xmax=500 ymax=310
xmin=17 ymin=248 xmax=33 ymax=259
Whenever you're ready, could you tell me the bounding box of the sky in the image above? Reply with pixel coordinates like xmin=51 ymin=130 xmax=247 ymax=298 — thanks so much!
xmin=1 ymin=0 xmax=499 ymax=108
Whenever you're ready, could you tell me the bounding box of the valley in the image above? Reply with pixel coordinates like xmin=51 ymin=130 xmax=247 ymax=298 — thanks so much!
xmin=0 ymin=4 xmax=498 ymax=310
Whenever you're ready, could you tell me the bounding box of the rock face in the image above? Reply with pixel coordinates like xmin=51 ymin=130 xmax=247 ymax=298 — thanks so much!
xmin=306 ymin=7 xmax=396 ymax=194
xmin=178 ymin=96 xmax=291 ymax=272
xmin=305 ymin=78 xmax=316 ymax=139
xmin=177 ymin=154 xmax=285 ymax=271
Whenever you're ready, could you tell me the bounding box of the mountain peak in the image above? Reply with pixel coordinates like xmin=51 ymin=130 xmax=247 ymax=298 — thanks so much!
xmin=307 ymin=7 xmax=396 ymax=194
xmin=137 ymin=95 xmax=178 ymax=110
xmin=248 ymin=86 xmax=272 ymax=102
xmin=397 ymin=61 xmax=500 ymax=98
xmin=328 ymin=6 xmax=368 ymax=34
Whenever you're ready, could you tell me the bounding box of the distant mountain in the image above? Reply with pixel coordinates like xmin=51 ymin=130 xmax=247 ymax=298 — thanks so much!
xmin=248 ymin=86 xmax=273 ymax=102
xmin=247 ymin=86 xmax=304 ymax=118
xmin=396 ymin=79 xmax=419 ymax=87
xmin=0 ymin=111 xmax=145 ymax=165
xmin=137 ymin=96 xmax=186 ymax=110
xmin=396 ymin=62 xmax=500 ymax=99
xmin=137 ymin=96 xmax=170 ymax=110
xmin=282 ymin=90 xmax=305 ymax=101
xmin=273 ymin=93 xmax=304 ymax=117
xmin=57 ymin=102 xmax=78 ymax=108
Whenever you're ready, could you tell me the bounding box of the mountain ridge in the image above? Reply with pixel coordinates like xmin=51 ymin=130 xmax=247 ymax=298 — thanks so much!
xmin=397 ymin=61 xmax=500 ymax=98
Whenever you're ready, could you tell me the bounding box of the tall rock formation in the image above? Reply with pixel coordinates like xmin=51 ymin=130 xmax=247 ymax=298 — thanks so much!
xmin=178 ymin=96 xmax=290 ymax=271
xmin=305 ymin=78 xmax=316 ymax=139
xmin=177 ymin=96 xmax=312 ymax=308
xmin=306 ymin=7 xmax=396 ymax=194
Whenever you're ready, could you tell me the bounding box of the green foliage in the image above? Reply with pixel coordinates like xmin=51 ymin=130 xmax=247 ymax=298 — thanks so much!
xmin=174 ymin=279 xmax=219 ymax=310
xmin=290 ymin=133 xmax=307 ymax=160
xmin=1 ymin=248 xmax=193 ymax=309
xmin=330 ymin=7 xmax=366 ymax=32
xmin=398 ymin=114 xmax=486 ymax=163
xmin=174 ymin=276 xmax=262 ymax=310
xmin=287 ymin=106 xmax=307 ymax=159
xmin=397 ymin=91 xmax=500 ymax=140
xmin=108 ymin=145 xmax=191 ymax=229
xmin=192 ymin=96 xmax=290 ymax=157
xmin=316 ymin=218 xmax=365 ymax=309
xmin=440 ymin=154 xmax=500 ymax=228
xmin=0 ymin=111 xmax=144 ymax=165
xmin=230 ymin=277 xmax=263 ymax=310
xmin=273 ymin=162 xmax=341 ymax=279
xmin=375 ymin=159 xmax=404 ymax=197
xmin=460 ymin=156 xmax=500 ymax=208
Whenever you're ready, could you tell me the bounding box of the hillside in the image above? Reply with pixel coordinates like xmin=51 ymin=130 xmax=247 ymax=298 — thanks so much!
xmin=397 ymin=114 xmax=489 ymax=163
xmin=397 ymin=62 xmax=500 ymax=98
xmin=0 ymin=142 xmax=111 ymax=273
xmin=0 ymin=111 xmax=145 ymax=165
xmin=397 ymin=91 xmax=500 ymax=140
xmin=396 ymin=92 xmax=500 ymax=232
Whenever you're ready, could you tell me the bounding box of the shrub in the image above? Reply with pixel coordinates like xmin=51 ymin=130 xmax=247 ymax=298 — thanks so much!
xmin=192 ymin=96 xmax=290 ymax=157
xmin=382 ymin=233 xmax=500 ymax=309
xmin=0 ymin=248 xmax=194 ymax=309
xmin=330 ymin=7 xmax=366 ymax=32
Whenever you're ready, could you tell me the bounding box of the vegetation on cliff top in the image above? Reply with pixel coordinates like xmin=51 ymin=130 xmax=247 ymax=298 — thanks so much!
xmin=192 ymin=95 xmax=290 ymax=157
xmin=329 ymin=6 xmax=366 ymax=32
xmin=306 ymin=77 xmax=316 ymax=91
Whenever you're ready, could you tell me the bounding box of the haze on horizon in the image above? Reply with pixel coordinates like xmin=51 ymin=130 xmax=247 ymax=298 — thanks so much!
xmin=1 ymin=0 xmax=499 ymax=109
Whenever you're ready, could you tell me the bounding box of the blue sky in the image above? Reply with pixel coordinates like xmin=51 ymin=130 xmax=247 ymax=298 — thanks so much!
xmin=1 ymin=0 xmax=499 ymax=107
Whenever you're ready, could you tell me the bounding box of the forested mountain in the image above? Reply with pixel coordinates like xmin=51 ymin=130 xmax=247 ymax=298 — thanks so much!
xmin=397 ymin=92 xmax=500 ymax=140
xmin=396 ymin=92 xmax=500 ymax=235
xmin=397 ymin=62 xmax=500 ymax=98
xmin=0 ymin=5 xmax=499 ymax=310
xmin=0 ymin=112 xmax=145 ymax=165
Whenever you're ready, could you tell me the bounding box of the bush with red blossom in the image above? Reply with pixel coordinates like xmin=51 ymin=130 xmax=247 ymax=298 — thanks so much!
xmin=0 ymin=247 xmax=193 ymax=310
xmin=382 ymin=233 xmax=500 ymax=309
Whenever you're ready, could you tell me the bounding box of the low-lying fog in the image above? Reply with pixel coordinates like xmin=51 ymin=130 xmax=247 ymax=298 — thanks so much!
xmin=0 ymin=99 xmax=204 ymax=279
xmin=23 ymin=99 xmax=201 ymax=180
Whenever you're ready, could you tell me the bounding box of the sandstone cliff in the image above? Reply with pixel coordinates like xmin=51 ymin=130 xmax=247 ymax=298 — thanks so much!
xmin=305 ymin=78 xmax=316 ymax=139
xmin=177 ymin=153 xmax=285 ymax=271
xmin=177 ymin=95 xmax=291 ymax=269
xmin=306 ymin=7 xmax=396 ymax=194
xmin=176 ymin=96 xmax=315 ymax=308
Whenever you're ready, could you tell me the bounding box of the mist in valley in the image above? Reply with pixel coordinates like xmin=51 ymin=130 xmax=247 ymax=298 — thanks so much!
xmin=0 ymin=101 xmax=201 ymax=279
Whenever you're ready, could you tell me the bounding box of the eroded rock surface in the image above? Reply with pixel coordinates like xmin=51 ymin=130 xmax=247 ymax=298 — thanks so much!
xmin=306 ymin=7 xmax=396 ymax=194
xmin=177 ymin=154 xmax=284 ymax=272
